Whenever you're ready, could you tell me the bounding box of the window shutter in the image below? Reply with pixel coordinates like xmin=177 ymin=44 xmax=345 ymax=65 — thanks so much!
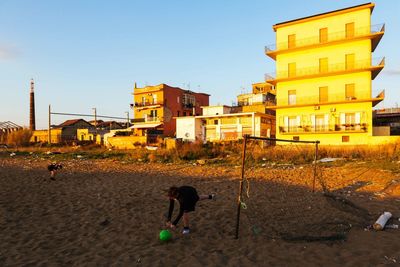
xmin=284 ymin=116 xmax=289 ymax=127
xmin=324 ymin=114 xmax=329 ymax=125
xmin=340 ymin=113 xmax=345 ymax=124
xmin=355 ymin=112 xmax=361 ymax=124
xmin=296 ymin=116 xmax=301 ymax=126
xmin=311 ymin=115 xmax=315 ymax=127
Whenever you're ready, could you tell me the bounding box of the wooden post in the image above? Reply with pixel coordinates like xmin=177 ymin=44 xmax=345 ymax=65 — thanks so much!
xmin=235 ymin=135 xmax=248 ymax=239
xmin=312 ymin=141 xmax=319 ymax=192
xmin=48 ymin=105 xmax=51 ymax=145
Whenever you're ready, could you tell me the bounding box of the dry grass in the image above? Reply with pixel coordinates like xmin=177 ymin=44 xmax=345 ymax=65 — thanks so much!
xmin=5 ymin=128 xmax=32 ymax=147
xmin=1 ymin=140 xmax=400 ymax=167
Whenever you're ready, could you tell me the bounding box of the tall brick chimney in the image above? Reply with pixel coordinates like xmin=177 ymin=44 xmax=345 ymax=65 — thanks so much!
xmin=29 ymin=79 xmax=36 ymax=131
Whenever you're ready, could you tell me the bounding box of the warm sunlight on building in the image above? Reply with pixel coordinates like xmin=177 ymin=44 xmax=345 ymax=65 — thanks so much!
xmin=265 ymin=2 xmax=398 ymax=145
xmin=131 ymin=83 xmax=209 ymax=140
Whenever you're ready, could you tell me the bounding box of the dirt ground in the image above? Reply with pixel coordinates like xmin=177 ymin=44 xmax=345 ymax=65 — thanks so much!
xmin=1 ymin=156 xmax=400 ymax=266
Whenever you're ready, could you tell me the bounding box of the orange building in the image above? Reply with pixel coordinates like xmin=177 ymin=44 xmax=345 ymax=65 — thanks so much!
xmin=131 ymin=83 xmax=209 ymax=137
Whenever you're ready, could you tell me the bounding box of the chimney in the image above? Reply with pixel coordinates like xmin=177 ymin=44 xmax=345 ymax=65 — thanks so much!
xmin=29 ymin=79 xmax=36 ymax=131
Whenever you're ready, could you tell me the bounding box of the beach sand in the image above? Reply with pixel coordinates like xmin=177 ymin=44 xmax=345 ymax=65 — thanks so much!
xmin=1 ymin=157 xmax=400 ymax=266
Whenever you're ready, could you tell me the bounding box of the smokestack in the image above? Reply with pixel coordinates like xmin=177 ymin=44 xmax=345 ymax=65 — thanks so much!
xmin=29 ymin=79 xmax=36 ymax=131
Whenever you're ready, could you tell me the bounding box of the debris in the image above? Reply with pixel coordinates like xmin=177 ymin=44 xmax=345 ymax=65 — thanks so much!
xmin=373 ymin=211 xmax=392 ymax=230
xmin=318 ymin=157 xmax=343 ymax=163
xmin=385 ymin=224 xmax=399 ymax=229
xmin=196 ymin=159 xmax=206 ymax=165
xmin=99 ymin=218 xmax=110 ymax=226
xmin=9 ymin=152 xmax=16 ymax=157
xmin=145 ymin=146 xmax=158 ymax=151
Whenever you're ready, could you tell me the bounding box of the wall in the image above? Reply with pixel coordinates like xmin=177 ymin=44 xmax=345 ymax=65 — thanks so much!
xmin=107 ymin=136 xmax=147 ymax=149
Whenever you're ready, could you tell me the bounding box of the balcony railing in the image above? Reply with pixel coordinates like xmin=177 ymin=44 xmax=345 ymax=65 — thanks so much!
xmin=146 ymin=116 xmax=160 ymax=122
xmin=236 ymin=99 xmax=277 ymax=106
xmin=182 ymin=103 xmax=195 ymax=109
xmin=134 ymin=101 xmax=162 ymax=107
xmin=131 ymin=117 xmax=160 ymax=123
xmin=265 ymin=57 xmax=385 ymax=81
xmin=279 ymin=123 xmax=368 ymax=134
xmin=265 ymin=23 xmax=385 ymax=53
xmin=277 ymin=92 xmax=375 ymax=106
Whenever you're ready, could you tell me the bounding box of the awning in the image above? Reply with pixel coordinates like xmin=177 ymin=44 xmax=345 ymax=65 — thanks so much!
xmin=130 ymin=123 xmax=162 ymax=129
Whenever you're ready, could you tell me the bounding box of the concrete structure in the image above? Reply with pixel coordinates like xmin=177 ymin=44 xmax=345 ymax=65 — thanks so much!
xmin=131 ymin=83 xmax=209 ymax=139
xmin=29 ymin=79 xmax=36 ymax=131
xmin=265 ymin=2 xmax=392 ymax=145
xmin=373 ymin=108 xmax=400 ymax=135
xmin=235 ymin=82 xmax=276 ymax=115
xmin=31 ymin=119 xmax=93 ymax=144
xmin=176 ymin=105 xmax=275 ymax=142
xmin=30 ymin=129 xmax=62 ymax=143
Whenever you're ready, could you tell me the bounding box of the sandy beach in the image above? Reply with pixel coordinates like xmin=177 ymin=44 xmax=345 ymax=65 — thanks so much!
xmin=1 ymin=156 xmax=400 ymax=266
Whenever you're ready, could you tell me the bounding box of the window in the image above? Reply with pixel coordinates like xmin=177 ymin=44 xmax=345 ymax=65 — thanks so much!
xmin=293 ymin=136 xmax=300 ymax=141
xmin=150 ymin=110 xmax=157 ymax=118
xmin=315 ymin=115 xmax=325 ymax=132
xmin=345 ymin=113 xmax=355 ymax=125
xmin=345 ymin=84 xmax=355 ymax=100
xmin=288 ymin=63 xmax=296 ymax=77
xmin=342 ymin=136 xmax=350 ymax=142
xmin=177 ymin=111 xmax=180 ymax=117
xmin=288 ymin=90 xmax=296 ymax=105
xmin=319 ymin=86 xmax=328 ymax=103
xmin=319 ymin=58 xmax=328 ymax=73
xmin=183 ymin=112 xmax=186 ymax=116
xmin=345 ymin=54 xmax=355 ymax=70
xmin=319 ymin=28 xmax=328 ymax=43
xmin=153 ymin=94 xmax=158 ymax=104
xmin=288 ymin=34 xmax=296 ymax=49
xmin=142 ymin=96 xmax=147 ymax=105
xmin=288 ymin=116 xmax=298 ymax=132
xmin=345 ymin=22 xmax=355 ymax=38
xmin=214 ymin=120 xmax=218 ymax=125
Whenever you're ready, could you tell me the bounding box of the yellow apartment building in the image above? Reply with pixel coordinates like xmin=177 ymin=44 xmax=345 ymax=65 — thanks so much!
xmin=265 ymin=2 xmax=391 ymax=145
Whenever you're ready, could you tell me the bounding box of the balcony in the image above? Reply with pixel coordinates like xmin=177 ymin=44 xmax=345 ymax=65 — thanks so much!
xmin=182 ymin=102 xmax=195 ymax=109
xmin=131 ymin=116 xmax=160 ymax=123
xmin=265 ymin=57 xmax=385 ymax=84
xmin=235 ymin=99 xmax=277 ymax=107
xmin=273 ymin=91 xmax=384 ymax=108
xmin=265 ymin=23 xmax=385 ymax=59
xmin=133 ymin=101 xmax=163 ymax=109
xmin=279 ymin=123 xmax=368 ymax=134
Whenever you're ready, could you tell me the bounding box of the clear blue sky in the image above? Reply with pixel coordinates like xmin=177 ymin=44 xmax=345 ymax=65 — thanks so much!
xmin=1 ymin=0 xmax=399 ymax=129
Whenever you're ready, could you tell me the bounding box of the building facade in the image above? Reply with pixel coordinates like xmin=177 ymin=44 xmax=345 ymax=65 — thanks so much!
xmin=176 ymin=105 xmax=275 ymax=142
xmin=265 ymin=3 xmax=387 ymax=144
xmin=30 ymin=119 xmax=93 ymax=144
xmin=131 ymin=83 xmax=209 ymax=138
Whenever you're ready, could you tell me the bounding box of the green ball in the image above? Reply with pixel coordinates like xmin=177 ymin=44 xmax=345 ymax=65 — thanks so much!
xmin=159 ymin=229 xmax=172 ymax=241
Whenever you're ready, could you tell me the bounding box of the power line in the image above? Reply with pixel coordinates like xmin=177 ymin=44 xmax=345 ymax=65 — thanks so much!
xmin=51 ymin=112 xmax=127 ymax=120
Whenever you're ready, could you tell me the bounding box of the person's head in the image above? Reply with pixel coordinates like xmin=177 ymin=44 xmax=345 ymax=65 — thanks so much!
xmin=167 ymin=186 xmax=179 ymax=199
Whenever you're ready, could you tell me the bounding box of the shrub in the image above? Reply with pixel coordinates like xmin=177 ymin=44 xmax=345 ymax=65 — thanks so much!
xmin=6 ymin=128 xmax=32 ymax=147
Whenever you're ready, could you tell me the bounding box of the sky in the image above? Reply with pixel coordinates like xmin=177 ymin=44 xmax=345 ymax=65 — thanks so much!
xmin=0 ymin=0 xmax=399 ymax=129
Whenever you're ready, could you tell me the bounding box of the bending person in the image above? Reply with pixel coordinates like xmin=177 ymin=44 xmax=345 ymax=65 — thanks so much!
xmin=166 ymin=185 xmax=215 ymax=234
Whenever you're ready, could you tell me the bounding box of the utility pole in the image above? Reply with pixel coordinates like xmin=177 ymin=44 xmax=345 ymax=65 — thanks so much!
xmin=92 ymin=108 xmax=97 ymax=127
xmin=48 ymin=105 xmax=51 ymax=145
xmin=125 ymin=111 xmax=130 ymax=129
